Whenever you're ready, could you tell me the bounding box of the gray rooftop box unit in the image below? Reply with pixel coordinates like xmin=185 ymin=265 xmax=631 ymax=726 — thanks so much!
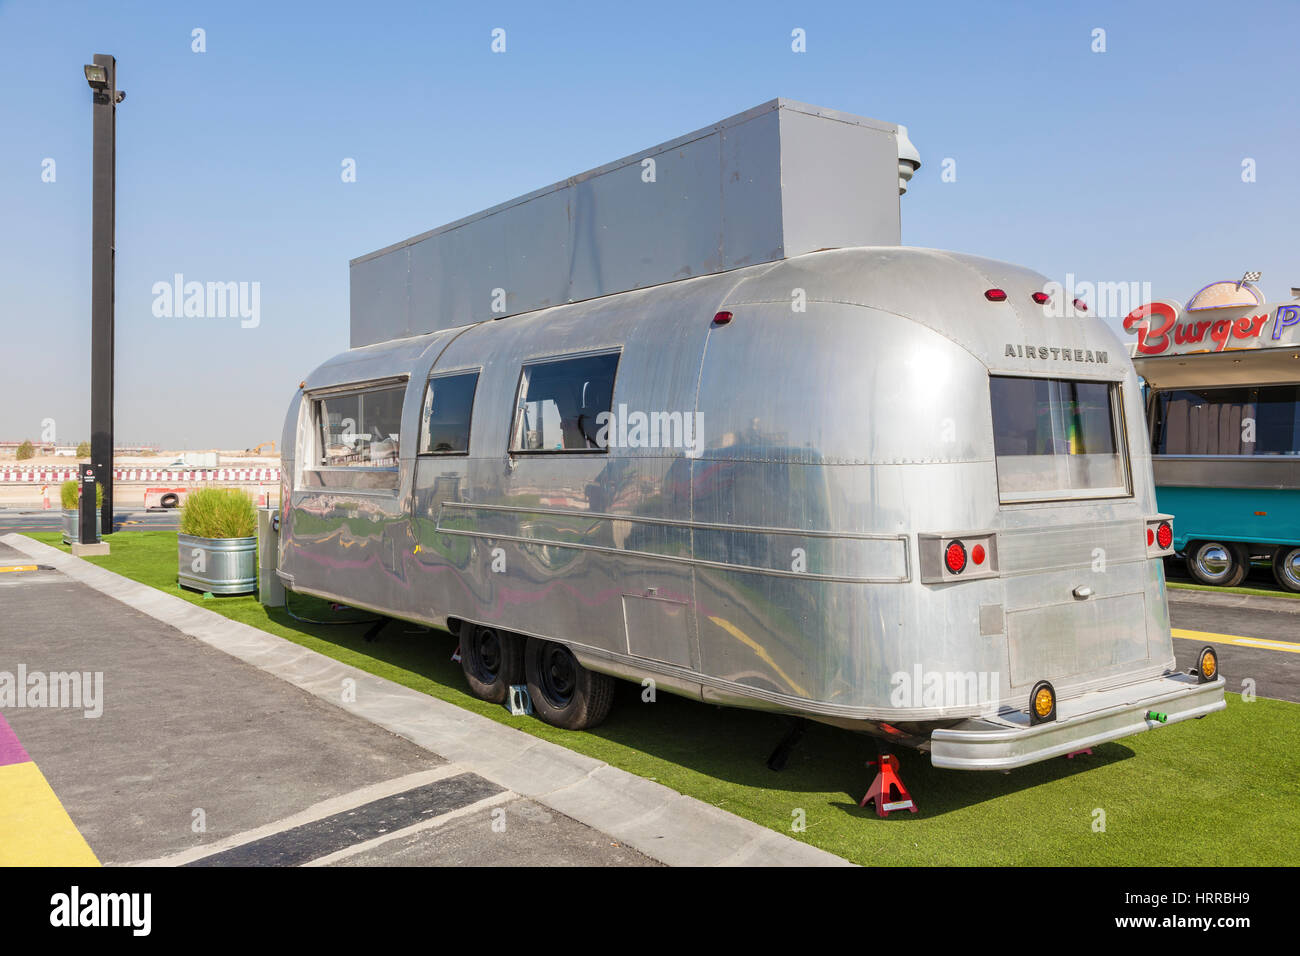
xmin=349 ymin=98 xmax=920 ymax=348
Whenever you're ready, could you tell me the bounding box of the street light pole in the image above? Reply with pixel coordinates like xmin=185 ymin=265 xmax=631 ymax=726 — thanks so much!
xmin=86 ymin=53 xmax=123 ymax=534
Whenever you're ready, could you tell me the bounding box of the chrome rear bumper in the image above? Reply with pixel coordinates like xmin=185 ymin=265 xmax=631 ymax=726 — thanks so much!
xmin=929 ymin=673 xmax=1226 ymax=771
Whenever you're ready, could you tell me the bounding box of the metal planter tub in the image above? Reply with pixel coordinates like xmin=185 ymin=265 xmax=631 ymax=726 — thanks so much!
xmin=178 ymin=533 xmax=257 ymax=595
xmin=62 ymin=509 xmax=102 ymax=545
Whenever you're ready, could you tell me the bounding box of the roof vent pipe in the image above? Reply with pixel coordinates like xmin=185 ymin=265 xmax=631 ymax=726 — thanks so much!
xmin=897 ymin=124 xmax=921 ymax=195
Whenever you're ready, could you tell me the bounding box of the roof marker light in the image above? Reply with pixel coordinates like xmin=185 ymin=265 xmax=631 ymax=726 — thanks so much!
xmin=1073 ymin=298 xmax=1088 ymax=312
xmin=985 ymin=289 xmax=1007 ymax=302
xmin=712 ymin=311 xmax=732 ymax=326
xmin=1031 ymin=291 xmax=1050 ymax=304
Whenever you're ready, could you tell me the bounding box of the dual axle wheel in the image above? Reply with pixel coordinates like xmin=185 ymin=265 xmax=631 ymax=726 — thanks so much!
xmin=1185 ymin=540 xmax=1300 ymax=594
xmin=458 ymin=625 xmax=615 ymax=730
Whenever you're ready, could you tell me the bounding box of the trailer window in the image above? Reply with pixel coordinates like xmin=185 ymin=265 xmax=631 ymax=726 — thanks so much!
xmin=990 ymin=376 xmax=1130 ymax=502
xmin=1152 ymin=386 xmax=1300 ymax=455
xmin=512 ymin=352 xmax=619 ymax=453
xmin=419 ymin=371 xmax=478 ymax=455
xmin=314 ymin=385 xmax=405 ymax=470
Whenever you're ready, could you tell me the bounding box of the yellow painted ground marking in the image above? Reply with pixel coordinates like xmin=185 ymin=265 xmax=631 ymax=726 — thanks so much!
xmin=0 ymin=762 xmax=99 ymax=866
xmin=1173 ymin=628 xmax=1300 ymax=655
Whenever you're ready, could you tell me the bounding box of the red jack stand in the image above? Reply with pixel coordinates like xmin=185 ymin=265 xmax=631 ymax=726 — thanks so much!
xmin=859 ymin=754 xmax=917 ymax=817
xmin=1065 ymin=748 xmax=1092 ymax=759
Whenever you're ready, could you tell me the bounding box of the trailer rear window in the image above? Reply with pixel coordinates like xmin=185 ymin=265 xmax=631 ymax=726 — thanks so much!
xmin=419 ymin=371 xmax=478 ymax=455
xmin=990 ymin=376 xmax=1130 ymax=502
xmin=1152 ymin=386 xmax=1300 ymax=455
xmin=512 ymin=352 xmax=619 ymax=453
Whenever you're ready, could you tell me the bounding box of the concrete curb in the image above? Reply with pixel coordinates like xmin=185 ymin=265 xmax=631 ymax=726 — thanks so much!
xmin=2 ymin=533 xmax=851 ymax=867
xmin=1167 ymin=585 xmax=1300 ymax=615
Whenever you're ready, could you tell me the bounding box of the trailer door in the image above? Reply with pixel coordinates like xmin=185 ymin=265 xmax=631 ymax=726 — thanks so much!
xmin=988 ymin=376 xmax=1157 ymax=693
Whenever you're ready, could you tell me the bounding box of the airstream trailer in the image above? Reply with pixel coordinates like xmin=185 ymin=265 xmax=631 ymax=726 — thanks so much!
xmin=275 ymin=101 xmax=1224 ymax=772
xmin=1125 ymin=281 xmax=1300 ymax=591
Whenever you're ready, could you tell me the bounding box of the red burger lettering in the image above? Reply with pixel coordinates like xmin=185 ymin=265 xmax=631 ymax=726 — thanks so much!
xmin=1123 ymin=294 xmax=1275 ymax=357
xmin=1123 ymin=301 xmax=1177 ymax=355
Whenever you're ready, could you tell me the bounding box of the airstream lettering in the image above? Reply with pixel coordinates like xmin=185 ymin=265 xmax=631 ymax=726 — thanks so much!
xmin=278 ymin=101 xmax=1223 ymax=774
xmin=1004 ymin=343 xmax=1109 ymax=364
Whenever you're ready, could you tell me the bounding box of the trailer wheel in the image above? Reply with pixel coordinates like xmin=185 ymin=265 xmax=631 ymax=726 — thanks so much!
xmin=525 ymin=639 xmax=614 ymax=730
xmin=1272 ymin=546 xmax=1300 ymax=593
xmin=460 ymin=626 xmax=524 ymax=705
xmin=1186 ymin=541 xmax=1248 ymax=588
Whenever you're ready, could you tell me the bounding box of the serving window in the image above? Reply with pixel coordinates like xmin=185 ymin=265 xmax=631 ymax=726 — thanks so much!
xmin=511 ymin=351 xmax=619 ymax=453
xmin=990 ymin=376 xmax=1131 ymax=502
xmin=301 ymin=381 xmax=406 ymax=490
xmin=1151 ymin=385 xmax=1300 ymax=456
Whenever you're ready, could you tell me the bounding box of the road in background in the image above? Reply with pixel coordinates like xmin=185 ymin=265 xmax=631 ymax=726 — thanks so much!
xmin=0 ymin=508 xmax=179 ymax=534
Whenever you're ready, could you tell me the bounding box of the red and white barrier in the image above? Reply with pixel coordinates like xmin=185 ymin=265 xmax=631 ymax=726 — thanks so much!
xmin=0 ymin=468 xmax=282 ymax=484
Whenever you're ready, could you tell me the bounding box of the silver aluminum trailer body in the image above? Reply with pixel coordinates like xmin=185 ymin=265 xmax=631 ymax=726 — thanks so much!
xmin=278 ymin=245 xmax=1224 ymax=770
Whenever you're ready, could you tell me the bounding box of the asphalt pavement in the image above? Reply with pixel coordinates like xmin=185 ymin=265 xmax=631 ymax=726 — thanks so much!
xmin=0 ymin=536 xmax=846 ymax=867
xmin=1168 ymin=589 xmax=1300 ymax=704
xmin=0 ymin=540 xmax=658 ymax=866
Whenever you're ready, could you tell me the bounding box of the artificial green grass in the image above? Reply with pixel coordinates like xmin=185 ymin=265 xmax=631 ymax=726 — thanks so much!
xmin=26 ymin=531 xmax=1300 ymax=866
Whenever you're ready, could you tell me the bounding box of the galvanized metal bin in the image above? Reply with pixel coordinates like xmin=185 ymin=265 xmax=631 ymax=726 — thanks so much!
xmin=61 ymin=509 xmax=102 ymax=545
xmin=177 ymin=533 xmax=257 ymax=595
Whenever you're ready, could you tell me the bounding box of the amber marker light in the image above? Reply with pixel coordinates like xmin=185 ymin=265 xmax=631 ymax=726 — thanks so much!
xmin=1029 ymin=680 xmax=1056 ymax=725
xmin=1196 ymin=646 xmax=1218 ymax=684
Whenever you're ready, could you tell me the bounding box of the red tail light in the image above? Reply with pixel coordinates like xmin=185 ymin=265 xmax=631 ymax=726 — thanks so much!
xmin=945 ymin=540 xmax=967 ymax=574
xmin=985 ymin=289 xmax=1007 ymax=302
xmin=1147 ymin=528 xmax=1155 ymax=546
xmin=920 ymin=532 xmax=997 ymax=583
xmin=1157 ymin=522 xmax=1173 ymax=549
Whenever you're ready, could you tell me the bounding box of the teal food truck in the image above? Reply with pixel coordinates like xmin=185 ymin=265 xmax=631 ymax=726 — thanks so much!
xmin=1125 ymin=279 xmax=1300 ymax=591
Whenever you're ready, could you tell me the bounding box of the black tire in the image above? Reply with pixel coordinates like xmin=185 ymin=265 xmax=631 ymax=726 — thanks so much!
xmin=161 ymin=494 xmax=178 ymax=509
xmin=460 ymin=626 xmax=524 ymax=704
xmin=1272 ymin=546 xmax=1300 ymax=594
xmin=1185 ymin=540 xmax=1248 ymax=588
xmin=525 ymin=638 xmax=615 ymax=730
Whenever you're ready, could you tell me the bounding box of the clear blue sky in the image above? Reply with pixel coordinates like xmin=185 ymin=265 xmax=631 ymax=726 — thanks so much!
xmin=2 ymin=0 xmax=1297 ymax=449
